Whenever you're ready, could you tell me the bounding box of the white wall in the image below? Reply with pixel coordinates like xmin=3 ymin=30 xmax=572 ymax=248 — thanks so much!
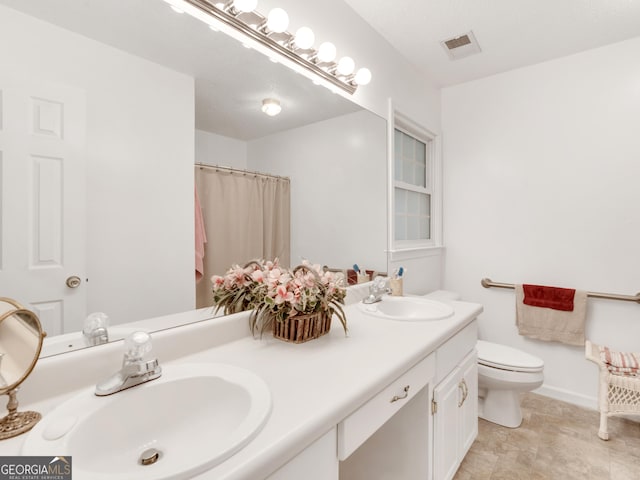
xmin=442 ymin=37 xmax=640 ymax=407
xmin=0 ymin=5 xmax=195 ymax=326
xmin=195 ymin=130 xmax=247 ymax=169
xmin=247 ymin=110 xmax=387 ymax=272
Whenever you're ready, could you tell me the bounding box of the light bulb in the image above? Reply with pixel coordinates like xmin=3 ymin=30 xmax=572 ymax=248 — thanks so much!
xmin=294 ymin=27 xmax=315 ymax=50
xmin=317 ymin=42 xmax=336 ymax=63
xmin=354 ymin=67 xmax=372 ymax=86
xmin=337 ymin=56 xmax=355 ymax=76
xmin=232 ymin=0 xmax=257 ymax=13
xmin=262 ymin=98 xmax=282 ymax=117
xmin=266 ymin=8 xmax=289 ymax=33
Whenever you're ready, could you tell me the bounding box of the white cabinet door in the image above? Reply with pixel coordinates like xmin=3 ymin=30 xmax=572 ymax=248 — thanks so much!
xmin=0 ymin=75 xmax=86 ymax=335
xmin=433 ymin=365 xmax=462 ymax=480
xmin=459 ymin=350 xmax=478 ymax=457
xmin=433 ymin=349 xmax=478 ymax=480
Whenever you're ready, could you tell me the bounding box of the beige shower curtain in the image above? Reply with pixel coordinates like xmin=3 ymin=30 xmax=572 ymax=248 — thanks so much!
xmin=195 ymin=166 xmax=290 ymax=308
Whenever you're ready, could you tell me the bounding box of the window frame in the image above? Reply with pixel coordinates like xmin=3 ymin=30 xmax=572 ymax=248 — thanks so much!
xmin=389 ymin=110 xmax=442 ymax=256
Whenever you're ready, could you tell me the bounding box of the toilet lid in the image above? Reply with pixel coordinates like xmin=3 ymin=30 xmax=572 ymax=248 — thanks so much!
xmin=477 ymin=340 xmax=544 ymax=373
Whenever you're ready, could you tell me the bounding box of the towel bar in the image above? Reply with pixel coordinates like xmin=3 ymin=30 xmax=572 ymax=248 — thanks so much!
xmin=481 ymin=278 xmax=640 ymax=304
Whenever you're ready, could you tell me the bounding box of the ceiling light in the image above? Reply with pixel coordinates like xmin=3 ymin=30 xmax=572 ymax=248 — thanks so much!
xmin=262 ymin=98 xmax=282 ymax=116
xmin=353 ymin=68 xmax=372 ymax=86
xmin=316 ymin=42 xmax=336 ymax=63
xmin=337 ymin=56 xmax=355 ymax=76
xmin=294 ymin=27 xmax=315 ymax=50
xmin=232 ymin=0 xmax=257 ymax=14
xmin=175 ymin=0 xmax=370 ymax=94
xmin=266 ymin=8 xmax=289 ymax=33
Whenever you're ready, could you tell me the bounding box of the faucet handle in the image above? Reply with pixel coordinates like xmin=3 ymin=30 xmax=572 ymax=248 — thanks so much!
xmin=83 ymin=312 xmax=109 ymax=334
xmin=124 ymin=331 xmax=153 ymax=361
xmin=83 ymin=312 xmax=110 ymax=346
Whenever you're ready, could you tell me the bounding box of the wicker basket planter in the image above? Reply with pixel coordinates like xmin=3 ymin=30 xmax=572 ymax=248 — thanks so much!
xmin=272 ymin=311 xmax=332 ymax=343
xmin=213 ymin=260 xmax=347 ymax=344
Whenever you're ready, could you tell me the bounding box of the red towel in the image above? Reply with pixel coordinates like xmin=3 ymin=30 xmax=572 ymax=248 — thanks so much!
xmin=522 ymin=284 xmax=575 ymax=311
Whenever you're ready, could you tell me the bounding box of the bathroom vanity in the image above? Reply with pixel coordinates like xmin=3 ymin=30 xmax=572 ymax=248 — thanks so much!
xmin=1 ymin=298 xmax=481 ymax=480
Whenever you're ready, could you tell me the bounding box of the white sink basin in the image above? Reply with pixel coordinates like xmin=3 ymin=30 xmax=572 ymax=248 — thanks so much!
xmin=22 ymin=363 xmax=272 ymax=479
xmin=358 ymin=296 xmax=455 ymax=321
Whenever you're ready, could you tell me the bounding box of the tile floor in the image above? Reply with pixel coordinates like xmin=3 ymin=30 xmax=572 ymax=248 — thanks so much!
xmin=453 ymin=392 xmax=640 ymax=480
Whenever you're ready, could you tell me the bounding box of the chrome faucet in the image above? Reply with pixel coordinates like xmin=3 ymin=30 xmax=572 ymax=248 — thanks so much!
xmin=95 ymin=331 xmax=161 ymax=396
xmin=363 ymin=276 xmax=390 ymax=304
xmin=83 ymin=312 xmax=110 ymax=346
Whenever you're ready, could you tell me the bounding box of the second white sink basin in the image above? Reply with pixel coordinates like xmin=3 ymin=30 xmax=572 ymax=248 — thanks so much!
xmin=22 ymin=363 xmax=272 ymax=479
xmin=359 ymin=296 xmax=455 ymax=321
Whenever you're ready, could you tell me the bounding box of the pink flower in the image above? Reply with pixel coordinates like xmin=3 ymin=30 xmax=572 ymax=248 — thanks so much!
xmin=211 ymin=275 xmax=224 ymax=290
xmin=251 ymin=270 xmax=265 ymax=283
xmin=274 ymin=284 xmax=294 ymax=305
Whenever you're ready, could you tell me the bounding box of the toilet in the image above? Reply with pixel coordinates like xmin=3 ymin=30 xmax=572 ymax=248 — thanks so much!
xmin=477 ymin=340 xmax=544 ymax=428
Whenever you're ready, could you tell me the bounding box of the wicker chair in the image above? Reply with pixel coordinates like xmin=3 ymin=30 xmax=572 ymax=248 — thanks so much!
xmin=585 ymin=340 xmax=640 ymax=440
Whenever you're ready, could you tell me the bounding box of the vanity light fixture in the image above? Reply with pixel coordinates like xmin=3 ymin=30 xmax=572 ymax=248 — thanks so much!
xmin=163 ymin=0 xmax=371 ymax=94
xmin=261 ymin=98 xmax=281 ymax=117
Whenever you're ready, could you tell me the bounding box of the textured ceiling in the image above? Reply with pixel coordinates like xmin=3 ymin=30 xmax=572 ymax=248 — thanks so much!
xmin=343 ymin=0 xmax=640 ymax=86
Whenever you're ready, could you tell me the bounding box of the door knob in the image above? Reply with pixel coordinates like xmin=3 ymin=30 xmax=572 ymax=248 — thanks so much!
xmin=66 ymin=276 xmax=81 ymax=288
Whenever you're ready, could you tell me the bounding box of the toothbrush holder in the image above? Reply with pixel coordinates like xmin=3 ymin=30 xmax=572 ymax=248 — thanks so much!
xmin=357 ymin=273 xmax=370 ymax=284
xmin=390 ymin=278 xmax=403 ymax=296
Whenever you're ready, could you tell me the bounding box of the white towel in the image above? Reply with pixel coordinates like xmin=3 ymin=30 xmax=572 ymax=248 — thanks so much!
xmin=515 ymin=284 xmax=587 ymax=346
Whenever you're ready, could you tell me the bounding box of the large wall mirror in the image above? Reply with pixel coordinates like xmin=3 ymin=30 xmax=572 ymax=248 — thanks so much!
xmin=0 ymin=0 xmax=387 ymax=356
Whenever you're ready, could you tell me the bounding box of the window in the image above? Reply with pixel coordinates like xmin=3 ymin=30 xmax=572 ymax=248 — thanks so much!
xmin=393 ymin=121 xmax=435 ymax=249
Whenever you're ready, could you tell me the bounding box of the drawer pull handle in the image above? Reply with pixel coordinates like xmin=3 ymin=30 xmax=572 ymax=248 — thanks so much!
xmin=390 ymin=385 xmax=410 ymax=403
xmin=458 ymin=379 xmax=468 ymax=407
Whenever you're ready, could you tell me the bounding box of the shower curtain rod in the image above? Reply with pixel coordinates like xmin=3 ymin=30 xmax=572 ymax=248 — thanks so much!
xmin=195 ymin=163 xmax=290 ymax=181
xmin=481 ymin=278 xmax=640 ymax=303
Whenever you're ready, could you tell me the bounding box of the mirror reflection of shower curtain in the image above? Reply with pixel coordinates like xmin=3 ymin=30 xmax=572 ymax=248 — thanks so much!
xmin=195 ymin=167 xmax=291 ymax=308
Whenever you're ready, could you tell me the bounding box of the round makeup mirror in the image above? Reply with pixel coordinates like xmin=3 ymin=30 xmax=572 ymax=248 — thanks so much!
xmin=0 ymin=297 xmax=45 ymax=439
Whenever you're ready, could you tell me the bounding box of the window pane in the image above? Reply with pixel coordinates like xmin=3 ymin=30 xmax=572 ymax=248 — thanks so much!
xmin=408 ymin=190 xmax=421 ymax=215
xmin=395 ymin=215 xmax=406 ymax=241
xmin=394 ymin=130 xmax=402 ymax=181
xmin=402 ymin=133 xmax=414 ymax=161
xmin=402 ymin=160 xmax=414 ymax=185
xmin=420 ymin=217 xmax=430 ymax=240
xmin=393 ymin=126 xmax=434 ymax=245
xmin=407 ymin=216 xmax=420 ymax=240
xmin=394 ymin=188 xmax=406 ymax=215
xmin=416 ymin=140 xmax=426 ymax=166
xmin=415 ymin=164 xmax=426 ymax=188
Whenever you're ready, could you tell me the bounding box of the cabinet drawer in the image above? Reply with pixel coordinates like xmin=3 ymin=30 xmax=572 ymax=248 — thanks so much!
xmin=337 ymin=353 xmax=436 ymax=460
xmin=436 ymin=320 xmax=477 ymax=383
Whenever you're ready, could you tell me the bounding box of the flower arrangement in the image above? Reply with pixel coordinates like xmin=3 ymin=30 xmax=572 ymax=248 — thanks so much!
xmin=211 ymin=259 xmax=347 ymax=342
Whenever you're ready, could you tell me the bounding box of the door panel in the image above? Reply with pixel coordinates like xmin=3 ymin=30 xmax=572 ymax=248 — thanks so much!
xmin=0 ymin=75 xmax=86 ymax=335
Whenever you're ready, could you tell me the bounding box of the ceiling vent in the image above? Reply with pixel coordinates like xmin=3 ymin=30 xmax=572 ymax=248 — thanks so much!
xmin=440 ymin=31 xmax=481 ymax=60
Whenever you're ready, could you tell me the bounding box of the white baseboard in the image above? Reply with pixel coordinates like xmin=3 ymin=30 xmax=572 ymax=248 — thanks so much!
xmin=533 ymin=384 xmax=598 ymax=411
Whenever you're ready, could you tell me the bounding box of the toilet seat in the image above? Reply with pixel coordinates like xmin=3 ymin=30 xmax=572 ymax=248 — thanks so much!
xmin=477 ymin=340 xmax=544 ymax=373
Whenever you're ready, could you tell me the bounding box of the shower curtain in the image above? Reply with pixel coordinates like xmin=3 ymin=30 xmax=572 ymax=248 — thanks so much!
xmin=195 ymin=166 xmax=291 ymax=308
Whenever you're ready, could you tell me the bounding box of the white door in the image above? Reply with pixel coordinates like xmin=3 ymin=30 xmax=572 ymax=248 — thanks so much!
xmin=433 ymin=366 xmax=462 ymax=480
xmin=0 ymin=74 xmax=86 ymax=336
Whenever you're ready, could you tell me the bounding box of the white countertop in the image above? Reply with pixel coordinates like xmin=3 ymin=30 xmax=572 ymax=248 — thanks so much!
xmin=2 ymin=298 xmax=482 ymax=479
